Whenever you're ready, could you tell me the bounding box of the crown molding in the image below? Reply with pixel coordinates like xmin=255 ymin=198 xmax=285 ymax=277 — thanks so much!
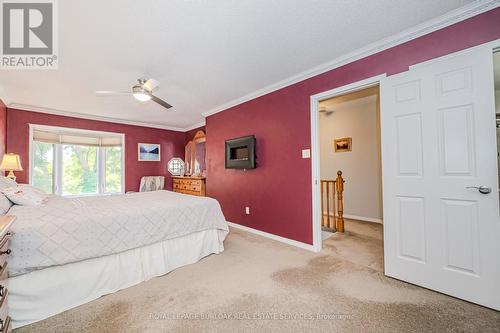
xmin=4 ymin=1 xmax=499 ymax=130
xmin=0 ymin=86 xmax=11 ymax=106
xmin=7 ymin=103 xmax=191 ymax=132
xmin=183 ymin=121 xmax=206 ymax=131
xmin=202 ymin=0 xmax=500 ymax=118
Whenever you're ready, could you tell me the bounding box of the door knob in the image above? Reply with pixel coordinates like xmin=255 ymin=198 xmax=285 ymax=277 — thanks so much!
xmin=466 ymin=186 xmax=491 ymax=194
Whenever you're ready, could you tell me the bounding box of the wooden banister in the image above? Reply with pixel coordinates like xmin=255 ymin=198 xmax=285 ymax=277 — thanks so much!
xmin=320 ymin=170 xmax=345 ymax=233
xmin=335 ymin=170 xmax=345 ymax=233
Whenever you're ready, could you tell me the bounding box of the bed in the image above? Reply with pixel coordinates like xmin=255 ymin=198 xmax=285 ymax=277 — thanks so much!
xmin=6 ymin=190 xmax=229 ymax=328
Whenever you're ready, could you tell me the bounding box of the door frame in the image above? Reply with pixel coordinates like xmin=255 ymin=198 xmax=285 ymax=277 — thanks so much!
xmin=309 ymin=38 xmax=500 ymax=253
xmin=310 ymin=74 xmax=386 ymax=252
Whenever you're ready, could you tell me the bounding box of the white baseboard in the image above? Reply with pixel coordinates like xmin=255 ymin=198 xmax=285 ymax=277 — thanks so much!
xmin=322 ymin=212 xmax=383 ymax=224
xmin=343 ymin=214 xmax=383 ymax=224
xmin=226 ymin=221 xmax=317 ymax=252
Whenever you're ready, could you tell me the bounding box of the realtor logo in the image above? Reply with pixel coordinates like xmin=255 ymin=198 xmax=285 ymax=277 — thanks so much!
xmin=1 ymin=0 xmax=58 ymax=69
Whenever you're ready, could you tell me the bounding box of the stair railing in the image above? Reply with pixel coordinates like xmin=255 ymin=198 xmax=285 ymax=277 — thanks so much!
xmin=320 ymin=170 xmax=345 ymax=233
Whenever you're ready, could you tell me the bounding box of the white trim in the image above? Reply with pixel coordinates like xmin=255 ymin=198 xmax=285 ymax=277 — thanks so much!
xmin=184 ymin=121 xmax=206 ymax=132
xmin=0 ymin=85 xmax=10 ymax=106
xmin=8 ymin=103 xmax=188 ymax=132
xmin=321 ymin=211 xmax=383 ymax=224
xmin=310 ymin=74 xmax=385 ymax=252
xmin=226 ymin=222 xmax=317 ymax=252
xmin=28 ymin=125 xmax=34 ymax=186
xmin=342 ymin=214 xmax=383 ymax=224
xmin=4 ymin=1 xmax=497 ymax=131
xmin=30 ymin=123 xmax=125 ymax=138
xmin=29 ymin=124 xmax=125 ymax=195
xmin=202 ymin=0 xmax=500 ymax=119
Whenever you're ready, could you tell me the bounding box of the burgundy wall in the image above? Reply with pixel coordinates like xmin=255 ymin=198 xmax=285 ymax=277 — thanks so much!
xmin=206 ymin=8 xmax=500 ymax=245
xmin=6 ymin=108 xmax=186 ymax=192
xmin=0 ymin=100 xmax=6 ymax=159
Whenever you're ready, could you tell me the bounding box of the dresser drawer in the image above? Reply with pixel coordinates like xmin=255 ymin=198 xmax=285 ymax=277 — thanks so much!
xmin=189 ymin=185 xmax=201 ymax=192
xmin=189 ymin=180 xmax=201 ymax=186
xmin=172 ymin=177 xmax=205 ymax=196
xmin=176 ymin=179 xmax=201 ymax=185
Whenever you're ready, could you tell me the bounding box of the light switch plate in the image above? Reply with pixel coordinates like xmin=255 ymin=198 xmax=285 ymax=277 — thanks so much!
xmin=302 ymin=149 xmax=311 ymax=159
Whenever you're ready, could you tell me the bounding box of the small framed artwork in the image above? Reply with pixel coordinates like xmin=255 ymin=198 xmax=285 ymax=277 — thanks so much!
xmin=138 ymin=143 xmax=161 ymax=161
xmin=333 ymin=137 xmax=352 ymax=152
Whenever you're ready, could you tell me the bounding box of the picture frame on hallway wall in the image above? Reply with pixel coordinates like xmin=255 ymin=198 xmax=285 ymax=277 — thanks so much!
xmin=138 ymin=143 xmax=161 ymax=161
xmin=333 ymin=137 xmax=352 ymax=152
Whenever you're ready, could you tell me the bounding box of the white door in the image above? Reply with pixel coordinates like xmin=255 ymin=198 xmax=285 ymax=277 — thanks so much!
xmin=380 ymin=45 xmax=500 ymax=310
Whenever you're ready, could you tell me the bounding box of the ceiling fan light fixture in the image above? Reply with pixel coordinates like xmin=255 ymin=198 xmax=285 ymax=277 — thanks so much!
xmin=132 ymin=85 xmax=151 ymax=102
xmin=98 ymin=78 xmax=172 ymax=109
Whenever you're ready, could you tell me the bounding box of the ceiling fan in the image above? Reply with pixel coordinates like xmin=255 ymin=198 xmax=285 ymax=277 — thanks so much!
xmin=96 ymin=78 xmax=172 ymax=109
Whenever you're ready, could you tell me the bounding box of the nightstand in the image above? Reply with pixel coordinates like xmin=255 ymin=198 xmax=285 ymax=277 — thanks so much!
xmin=0 ymin=216 xmax=15 ymax=333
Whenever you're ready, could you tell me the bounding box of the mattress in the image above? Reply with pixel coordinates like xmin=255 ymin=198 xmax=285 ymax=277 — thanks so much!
xmin=7 ymin=190 xmax=228 ymax=276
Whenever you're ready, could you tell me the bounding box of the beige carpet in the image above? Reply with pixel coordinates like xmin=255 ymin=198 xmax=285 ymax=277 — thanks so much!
xmin=15 ymin=220 xmax=500 ymax=333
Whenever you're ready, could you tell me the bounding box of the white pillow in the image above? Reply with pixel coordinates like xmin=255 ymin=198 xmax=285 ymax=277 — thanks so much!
xmin=0 ymin=176 xmax=17 ymax=190
xmin=18 ymin=184 xmax=48 ymax=196
xmin=0 ymin=193 xmax=13 ymax=214
xmin=2 ymin=185 xmax=48 ymax=206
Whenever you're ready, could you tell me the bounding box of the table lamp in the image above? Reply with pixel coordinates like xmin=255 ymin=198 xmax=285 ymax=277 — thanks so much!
xmin=0 ymin=153 xmax=23 ymax=181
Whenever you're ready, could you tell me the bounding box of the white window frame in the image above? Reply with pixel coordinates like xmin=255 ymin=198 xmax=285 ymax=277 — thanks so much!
xmin=29 ymin=124 xmax=126 ymax=196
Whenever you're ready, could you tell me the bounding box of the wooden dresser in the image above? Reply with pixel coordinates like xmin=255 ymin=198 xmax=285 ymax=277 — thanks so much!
xmin=0 ymin=216 xmax=14 ymax=333
xmin=172 ymin=176 xmax=206 ymax=196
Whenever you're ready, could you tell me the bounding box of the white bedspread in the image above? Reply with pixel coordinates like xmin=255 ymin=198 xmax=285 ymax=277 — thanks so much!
xmin=8 ymin=190 xmax=228 ymax=276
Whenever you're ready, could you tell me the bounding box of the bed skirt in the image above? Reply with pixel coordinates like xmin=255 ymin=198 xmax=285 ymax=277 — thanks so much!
xmin=9 ymin=229 xmax=225 ymax=328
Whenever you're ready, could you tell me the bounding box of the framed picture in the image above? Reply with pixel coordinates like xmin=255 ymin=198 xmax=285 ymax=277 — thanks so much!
xmin=138 ymin=143 xmax=161 ymax=161
xmin=333 ymin=137 xmax=352 ymax=152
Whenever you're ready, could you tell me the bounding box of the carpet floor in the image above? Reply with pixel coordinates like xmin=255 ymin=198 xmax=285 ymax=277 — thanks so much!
xmin=15 ymin=220 xmax=500 ymax=333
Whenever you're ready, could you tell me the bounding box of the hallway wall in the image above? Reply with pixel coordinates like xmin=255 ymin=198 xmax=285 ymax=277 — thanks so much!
xmin=319 ymin=91 xmax=382 ymax=222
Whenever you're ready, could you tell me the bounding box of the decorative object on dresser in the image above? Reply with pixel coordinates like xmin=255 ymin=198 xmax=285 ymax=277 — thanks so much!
xmin=172 ymin=176 xmax=206 ymax=196
xmin=0 ymin=155 xmax=23 ymax=181
xmin=167 ymin=158 xmax=185 ymax=176
xmin=0 ymin=215 xmax=15 ymax=333
xmin=173 ymin=130 xmax=206 ymax=196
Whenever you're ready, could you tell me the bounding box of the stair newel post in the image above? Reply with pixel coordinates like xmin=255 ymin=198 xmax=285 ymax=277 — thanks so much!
xmin=320 ymin=181 xmax=325 ymax=228
xmin=335 ymin=170 xmax=345 ymax=233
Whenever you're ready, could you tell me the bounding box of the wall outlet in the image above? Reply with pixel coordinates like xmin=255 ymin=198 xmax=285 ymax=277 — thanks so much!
xmin=245 ymin=206 xmax=250 ymax=215
xmin=302 ymin=149 xmax=311 ymax=159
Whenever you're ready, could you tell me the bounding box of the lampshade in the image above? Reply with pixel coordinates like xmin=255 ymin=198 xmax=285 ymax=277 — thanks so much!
xmin=0 ymin=153 xmax=23 ymax=171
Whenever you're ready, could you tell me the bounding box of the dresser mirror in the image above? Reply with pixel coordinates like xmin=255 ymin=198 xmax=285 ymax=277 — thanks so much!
xmin=185 ymin=130 xmax=206 ymax=176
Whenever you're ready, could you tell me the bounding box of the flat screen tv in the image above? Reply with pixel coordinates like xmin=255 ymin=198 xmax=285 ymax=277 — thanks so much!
xmin=225 ymin=135 xmax=256 ymax=169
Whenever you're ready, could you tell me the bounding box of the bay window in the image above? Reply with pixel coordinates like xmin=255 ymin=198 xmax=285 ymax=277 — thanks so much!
xmin=30 ymin=125 xmax=124 ymax=196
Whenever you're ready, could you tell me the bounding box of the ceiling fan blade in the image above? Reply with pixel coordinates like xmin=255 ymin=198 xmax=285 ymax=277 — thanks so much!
xmin=150 ymin=95 xmax=172 ymax=109
xmin=143 ymin=79 xmax=160 ymax=91
xmin=96 ymin=91 xmax=131 ymax=96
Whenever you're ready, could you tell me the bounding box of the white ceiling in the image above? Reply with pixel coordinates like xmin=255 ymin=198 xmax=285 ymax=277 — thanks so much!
xmin=0 ymin=0 xmax=481 ymax=130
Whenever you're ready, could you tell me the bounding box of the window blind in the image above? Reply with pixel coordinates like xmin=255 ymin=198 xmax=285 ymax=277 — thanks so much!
xmin=33 ymin=129 xmax=122 ymax=147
